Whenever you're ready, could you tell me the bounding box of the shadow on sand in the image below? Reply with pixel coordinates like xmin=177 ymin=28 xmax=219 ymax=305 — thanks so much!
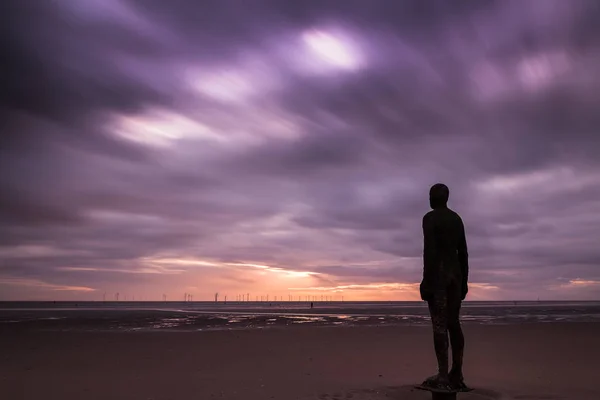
xmin=304 ymin=385 xmax=507 ymax=400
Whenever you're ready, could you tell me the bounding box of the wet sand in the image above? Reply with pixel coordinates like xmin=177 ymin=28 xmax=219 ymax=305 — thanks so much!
xmin=2 ymin=323 xmax=599 ymax=399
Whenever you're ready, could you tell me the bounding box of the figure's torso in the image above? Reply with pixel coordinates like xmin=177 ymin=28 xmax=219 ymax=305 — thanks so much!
xmin=424 ymin=207 xmax=464 ymax=286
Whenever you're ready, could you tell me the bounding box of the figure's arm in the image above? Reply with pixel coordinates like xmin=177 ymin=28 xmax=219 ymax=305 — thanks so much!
xmin=457 ymin=219 xmax=469 ymax=297
xmin=422 ymin=213 xmax=438 ymax=286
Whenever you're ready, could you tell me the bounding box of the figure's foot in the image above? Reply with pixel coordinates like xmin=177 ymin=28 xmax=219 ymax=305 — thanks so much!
xmin=422 ymin=374 xmax=452 ymax=392
xmin=449 ymin=369 xmax=469 ymax=391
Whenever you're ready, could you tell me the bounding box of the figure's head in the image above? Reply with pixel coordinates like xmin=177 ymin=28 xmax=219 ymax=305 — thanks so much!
xmin=429 ymin=183 xmax=449 ymax=209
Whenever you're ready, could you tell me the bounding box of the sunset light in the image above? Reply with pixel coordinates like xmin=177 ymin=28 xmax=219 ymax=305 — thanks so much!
xmin=4 ymin=2 xmax=600 ymax=398
xmin=2 ymin=1 xmax=599 ymax=303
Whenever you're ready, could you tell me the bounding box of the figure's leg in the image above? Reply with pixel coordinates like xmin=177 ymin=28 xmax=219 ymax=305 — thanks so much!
xmin=448 ymin=319 xmax=464 ymax=377
xmin=447 ymin=283 xmax=465 ymax=387
xmin=427 ymin=291 xmax=450 ymax=381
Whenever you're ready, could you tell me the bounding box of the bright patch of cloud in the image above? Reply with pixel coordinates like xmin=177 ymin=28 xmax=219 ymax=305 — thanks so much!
xmin=470 ymin=283 xmax=500 ymax=290
xmin=471 ymin=51 xmax=572 ymax=101
xmin=144 ymin=257 xmax=220 ymax=267
xmin=0 ymin=278 xmax=96 ymax=292
xmin=302 ymin=30 xmax=362 ymax=70
xmin=475 ymin=166 xmax=600 ymax=200
xmin=282 ymin=28 xmax=364 ymax=76
xmin=184 ymin=53 xmax=284 ymax=104
xmin=190 ymin=69 xmax=257 ymax=103
xmin=475 ymin=167 xmax=574 ymax=194
xmin=227 ymin=262 xmax=318 ymax=278
xmin=517 ymin=52 xmax=571 ymax=91
xmin=562 ymin=279 xmax=600 ymax=288
xmin=289 ymin=282 xmax=418 ymax=292
xmin=227 ymin=262 xmax=271 ymax=269
xmin=110 ymin=108 xmax=221 ymax=146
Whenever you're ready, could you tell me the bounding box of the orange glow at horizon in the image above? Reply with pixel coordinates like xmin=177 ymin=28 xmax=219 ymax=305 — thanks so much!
xmin=1 ymin=250 xmax=589 ymax=302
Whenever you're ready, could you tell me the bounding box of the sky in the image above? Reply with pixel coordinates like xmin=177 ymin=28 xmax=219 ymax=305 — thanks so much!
xmin=1 ymin=0 xmax=600 ymax=301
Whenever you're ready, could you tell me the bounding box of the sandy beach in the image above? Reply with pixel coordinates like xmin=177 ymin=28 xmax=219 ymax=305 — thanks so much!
xmin=2 ymin=323 xmax=599 ymax=400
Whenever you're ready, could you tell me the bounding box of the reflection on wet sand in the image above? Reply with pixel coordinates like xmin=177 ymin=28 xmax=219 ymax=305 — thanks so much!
xmin=1 ymin=301 xmax=600 ymax=332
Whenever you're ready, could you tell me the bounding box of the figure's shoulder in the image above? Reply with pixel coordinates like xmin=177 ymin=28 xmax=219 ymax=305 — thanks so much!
xmin=446 ymin=207 xmax=459 ymax=217
xmin=423 ymin=210 xmax=436 ymax=220
xmin=446 ymin=208 xmax=464 ymax=224
xmin=422 ymin=210 xmax=438 ymax=226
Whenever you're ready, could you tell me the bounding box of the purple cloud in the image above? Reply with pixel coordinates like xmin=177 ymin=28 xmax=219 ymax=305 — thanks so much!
xmin=1 ymin=0 xmax=600 ymax=300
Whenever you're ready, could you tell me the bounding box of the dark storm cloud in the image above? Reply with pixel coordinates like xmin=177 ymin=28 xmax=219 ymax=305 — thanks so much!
xmin=1 ymin=0 xmax=600 ymax=299
xmin=2 ymin=1 xmax=172 ymax=122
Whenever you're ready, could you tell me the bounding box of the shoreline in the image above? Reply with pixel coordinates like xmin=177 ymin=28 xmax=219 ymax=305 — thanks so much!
xmin=3 ymin=302 xmax=600 ymax=332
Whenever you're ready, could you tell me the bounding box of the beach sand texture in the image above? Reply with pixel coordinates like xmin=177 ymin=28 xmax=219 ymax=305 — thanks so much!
xmin=2 ymin=323 xmax=598 ymax=400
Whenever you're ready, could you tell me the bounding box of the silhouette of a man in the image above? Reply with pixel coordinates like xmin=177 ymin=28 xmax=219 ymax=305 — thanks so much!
xmin=420 ymin=183 xmax=469 ymax=391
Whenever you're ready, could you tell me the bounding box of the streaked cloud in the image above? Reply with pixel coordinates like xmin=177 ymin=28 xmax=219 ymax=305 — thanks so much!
xmin=562 ymin=279 xmax=600 ymax=288
xmin=289 ymin=282 xmax=418 ymax=292
xmin=2 ymin=0 xmax=600 ymax=300
xmin=0 ymin=278 xmax=96 ymax=292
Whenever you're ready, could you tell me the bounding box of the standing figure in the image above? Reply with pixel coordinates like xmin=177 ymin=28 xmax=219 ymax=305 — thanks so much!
xmin=420 ymin=183 xmax=469 ymax=391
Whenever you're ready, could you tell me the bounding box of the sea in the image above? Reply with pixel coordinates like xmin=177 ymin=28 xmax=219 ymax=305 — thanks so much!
xmin=1 ymin=301 xmax=599 ymax=332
